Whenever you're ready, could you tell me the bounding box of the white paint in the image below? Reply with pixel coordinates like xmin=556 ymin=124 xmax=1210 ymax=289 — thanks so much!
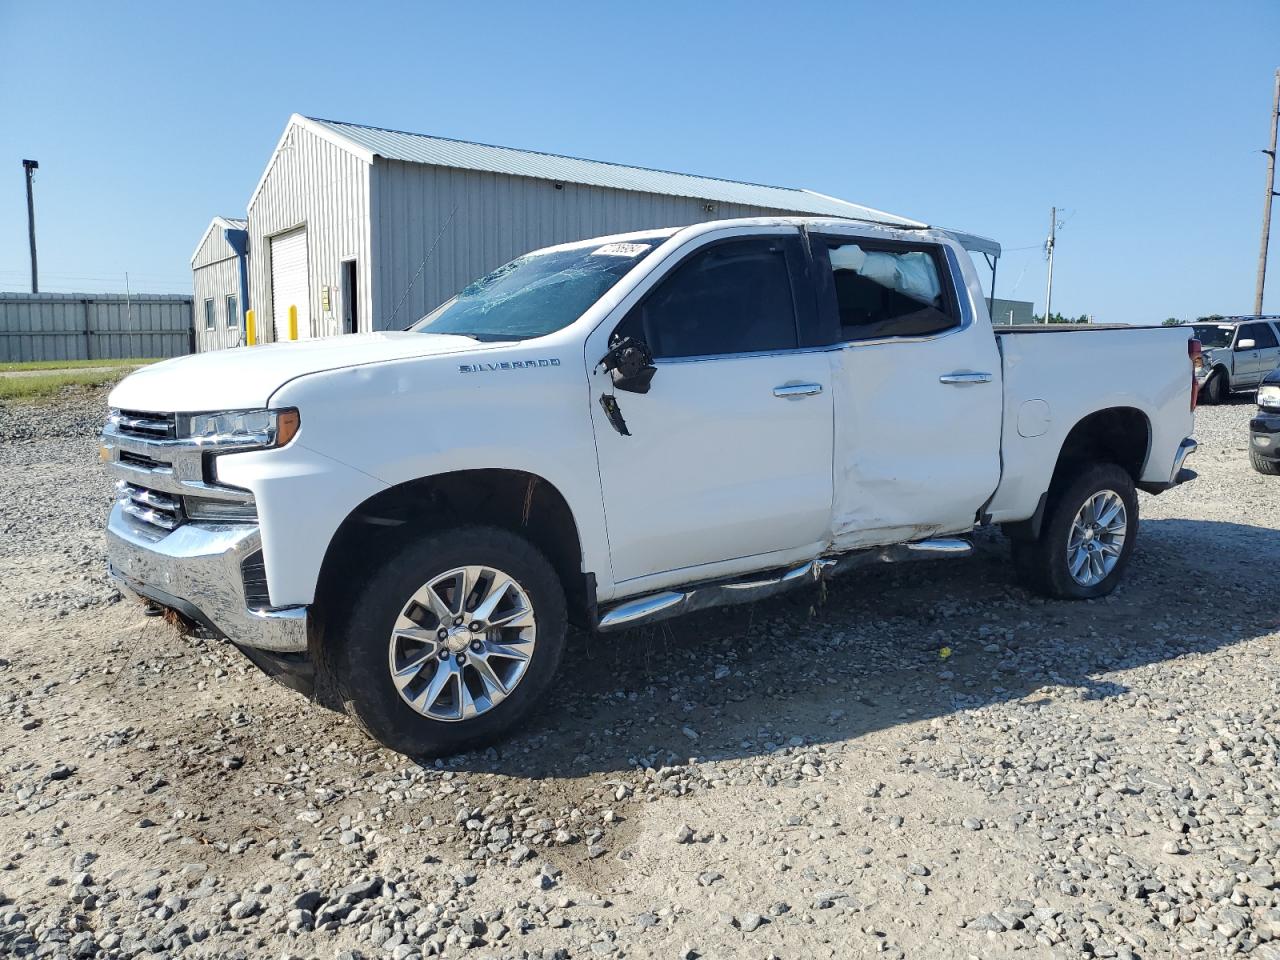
xmin=109 ymin=216 xmax=1196 ymax=612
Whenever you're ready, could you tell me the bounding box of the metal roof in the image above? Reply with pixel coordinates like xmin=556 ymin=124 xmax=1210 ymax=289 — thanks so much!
xmin=305 ymin=116 xmax=922 ymax=227
xmin=190 ymin=216 xmax=248 ymax=266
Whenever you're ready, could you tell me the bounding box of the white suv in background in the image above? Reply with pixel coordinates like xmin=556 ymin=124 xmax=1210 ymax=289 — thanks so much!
xmin=1193 ymin=316 xmax=1280 ymax=404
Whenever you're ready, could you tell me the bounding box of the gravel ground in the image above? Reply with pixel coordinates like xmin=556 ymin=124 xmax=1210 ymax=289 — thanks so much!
xmin=1 ymin=386 xmax=1277 ymax=960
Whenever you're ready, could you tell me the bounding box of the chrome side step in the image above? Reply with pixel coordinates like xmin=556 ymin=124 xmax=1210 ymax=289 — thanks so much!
xmin=596 ymin=537 xmax=972 ymax=633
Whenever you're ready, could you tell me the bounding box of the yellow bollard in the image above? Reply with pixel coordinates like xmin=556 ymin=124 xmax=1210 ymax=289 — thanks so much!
xmin=246 ymin=310 xmax=256 ymax=346
xmin=289 ymin=305 xmax=298 ymax=341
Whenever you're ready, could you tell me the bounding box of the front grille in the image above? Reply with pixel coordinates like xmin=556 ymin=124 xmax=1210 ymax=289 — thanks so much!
xmin=240 ymin=551 xmax=270 ymax=609
xmin=112 ymin=409 xmax=177 ymax=441
xmin=117 ymin=481 xmax=183 ymax=532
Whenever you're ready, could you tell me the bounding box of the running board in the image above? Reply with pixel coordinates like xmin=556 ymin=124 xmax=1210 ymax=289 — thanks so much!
xmin=595 ymin=538 xmax=972 ymax=633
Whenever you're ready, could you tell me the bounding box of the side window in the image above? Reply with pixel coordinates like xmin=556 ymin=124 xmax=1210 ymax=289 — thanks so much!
xmin=820 ymin=239 xmax=956 ymax=341
xmin=1237 ymin=324 xmax=1265 ymax=350
xmin=203 ymin=298 xmax=215 ymax=330
xmin=225 ymin=294 xmax=238 ymax=328
xmin=1252 ymin=323 xmax=1279 ymax=349
xmin=620 ymin=237 xmax=800 ymax=359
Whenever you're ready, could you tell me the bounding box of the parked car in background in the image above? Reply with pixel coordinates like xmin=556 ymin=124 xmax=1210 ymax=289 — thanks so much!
xmin=100 ymin=217 xmax=1199 ymax=757
xmin=1193 ymin=316 xmax=1280 ymax=404
xmin=1251 ymin=368 xmax=1280 ymax=475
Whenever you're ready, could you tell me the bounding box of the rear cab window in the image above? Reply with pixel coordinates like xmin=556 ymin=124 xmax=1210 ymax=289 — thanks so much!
xmin=811 ymin=235 xmax=958 ymax=342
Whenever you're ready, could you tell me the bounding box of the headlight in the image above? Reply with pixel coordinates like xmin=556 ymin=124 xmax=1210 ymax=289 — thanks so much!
xmin=179 ymin=408 xmax=300 ymax=449
xmin=1259 ymin=385 xmax=1280 ymax=409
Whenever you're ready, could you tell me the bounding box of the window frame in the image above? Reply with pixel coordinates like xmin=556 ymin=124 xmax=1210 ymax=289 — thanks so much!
xmin=225 ymin=293 xmax=238 ymax=329
xmin=203 ymin=297 xmax=215 ymax=331
xmin=808 ymin=233 xmax=963 ymax=346
xmin=610 ymin=233 xmax=822 ymax=363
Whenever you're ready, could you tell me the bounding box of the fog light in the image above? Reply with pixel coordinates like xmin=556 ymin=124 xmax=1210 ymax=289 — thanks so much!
xmin=1254 ymin=436 xmax=1272 ymax=448
xmin=183 ymin=496 xmax=258 ymax=521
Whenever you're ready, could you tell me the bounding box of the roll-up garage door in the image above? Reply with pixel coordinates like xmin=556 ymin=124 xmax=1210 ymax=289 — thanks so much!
xmin=270 ymin=227 xmax=311 ymax=340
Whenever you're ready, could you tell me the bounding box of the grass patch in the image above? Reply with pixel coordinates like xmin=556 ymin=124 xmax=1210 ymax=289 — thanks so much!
xmin=0 ymin=369 xmax=126 ymax=401
xmin=0 ymin=357 xmax=161 ymax=372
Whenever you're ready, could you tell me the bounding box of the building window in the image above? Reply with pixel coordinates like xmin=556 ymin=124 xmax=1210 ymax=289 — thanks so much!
xmin=226 ymin=294 xmax=238 ymax=328
xmin=204 ymin=298 xmax=215 ymax=330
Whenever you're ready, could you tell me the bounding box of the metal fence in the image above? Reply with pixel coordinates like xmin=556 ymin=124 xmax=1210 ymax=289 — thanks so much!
xmin=0 ymin=293 xmax=194 ymax=363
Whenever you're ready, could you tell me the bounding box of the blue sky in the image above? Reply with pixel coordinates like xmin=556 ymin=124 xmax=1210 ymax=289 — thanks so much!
xmin=1 ymin=0 xmax=1278 ymax=323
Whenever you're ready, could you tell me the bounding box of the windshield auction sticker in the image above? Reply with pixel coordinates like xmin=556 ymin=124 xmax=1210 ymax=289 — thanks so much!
xmin=590 ymin=243 xmax=650 ymax=257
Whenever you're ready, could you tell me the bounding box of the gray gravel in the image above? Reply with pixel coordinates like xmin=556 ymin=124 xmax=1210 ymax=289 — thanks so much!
xmin=1 ymin=385 xmax=1277 ymax=960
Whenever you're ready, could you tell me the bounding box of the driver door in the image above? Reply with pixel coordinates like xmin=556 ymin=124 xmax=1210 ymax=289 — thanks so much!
xmin=586 ymin=232 xmax=835 ymax=590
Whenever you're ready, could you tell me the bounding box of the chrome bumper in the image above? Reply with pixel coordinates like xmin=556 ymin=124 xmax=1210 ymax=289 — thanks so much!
xmin=1171 ymin=437 xmax=1197 ymax=483
xmin=105 ymin=503 xmax=308 ymax=653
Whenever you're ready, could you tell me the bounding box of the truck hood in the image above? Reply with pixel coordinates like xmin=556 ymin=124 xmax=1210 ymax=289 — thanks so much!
xmin=109 ymin=332 xmax=489 ymax=412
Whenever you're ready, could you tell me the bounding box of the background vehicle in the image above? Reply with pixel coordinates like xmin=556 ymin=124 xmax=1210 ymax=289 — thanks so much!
xmin=1251 ymin=369 xmax=1280 ymax=475
xmin=101 ymin=217 xmax=1199 ymax=756
xmin=1192 ymin=316 xmax=1280 ymax=403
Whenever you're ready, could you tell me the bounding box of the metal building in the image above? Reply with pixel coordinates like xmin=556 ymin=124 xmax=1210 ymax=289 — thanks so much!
xmin=198 ymin=114 xmax=925 ymax=349
xmin=191 ymin=217 xmax=247 ymax=352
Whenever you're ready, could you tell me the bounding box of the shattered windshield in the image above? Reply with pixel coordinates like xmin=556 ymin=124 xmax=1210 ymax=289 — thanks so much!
xmin=411 ymin=238 xmax=664 ymax=341
xmin=1192 ymin=324 xmax=1234 ymax=349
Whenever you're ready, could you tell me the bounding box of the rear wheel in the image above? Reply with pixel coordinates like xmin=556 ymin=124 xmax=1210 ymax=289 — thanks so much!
xmin=1013 ymin=462 xmax=1138 ymax=600
xmin=326 ymin=525 xmax=567 ymax=757
xmin=1252 ymin=448 xmax=1280 ymax=475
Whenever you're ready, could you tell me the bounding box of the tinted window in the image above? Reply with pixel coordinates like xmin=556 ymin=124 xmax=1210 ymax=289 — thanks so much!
xmin=1248 ymin=323 xmax=1279 ymax=349
xmin=412 ymin=237 xmax=663 ymax=342
xmin=203 ymin=298 xmax=215 ymax=330
xmin=822 ymin=240 xmax=955 ymax=341
xmin=225 ymin=294 xmax=238 ymax=328
xmin=623 ymin=238 xmax=799 ymax=359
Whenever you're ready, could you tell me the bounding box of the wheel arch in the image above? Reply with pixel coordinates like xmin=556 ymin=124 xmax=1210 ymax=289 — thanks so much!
xmin=1004 ymin=406 xmax=1151 ymax=540
xmin=312 ymin=469 xmax=594 ymax=633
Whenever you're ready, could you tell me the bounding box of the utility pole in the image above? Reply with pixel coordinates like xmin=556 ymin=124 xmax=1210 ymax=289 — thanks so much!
xmin=1255 ymin=68 xmax=1280 ymax=316
xmin=1043 ymin=205 xmax=1056 ymax=323
xmin=22 ymin=159 xmax=39 ymax=293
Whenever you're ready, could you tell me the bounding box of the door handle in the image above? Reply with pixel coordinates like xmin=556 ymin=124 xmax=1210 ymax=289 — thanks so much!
xmin=939 ymin=372 xmax=993 ymax=385
xmin=773 ymin=382 xmax=823 ymax=399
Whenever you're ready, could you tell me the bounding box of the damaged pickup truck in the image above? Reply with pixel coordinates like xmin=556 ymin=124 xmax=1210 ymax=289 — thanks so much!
xmin=102 ymin=217 xmax=1199 ymax=755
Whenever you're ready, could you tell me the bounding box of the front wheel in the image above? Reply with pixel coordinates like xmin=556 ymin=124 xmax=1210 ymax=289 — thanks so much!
xmin=326 ymin=525 xmax=567 ymax=757
xmin=1013 ymin=462 xmax=1139 ymax=600
xmin=1201 ymin=370 xmax=1226 ymax=405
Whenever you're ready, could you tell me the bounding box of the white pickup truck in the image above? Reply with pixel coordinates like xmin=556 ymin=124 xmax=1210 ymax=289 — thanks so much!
xmin=102 ymin=217 xmax=1199 ymax=755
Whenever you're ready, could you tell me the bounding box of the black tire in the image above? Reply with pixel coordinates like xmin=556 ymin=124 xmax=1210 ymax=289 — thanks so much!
xmin=325 ymin=525 xmax=567 ymax=757
xmin=1013 ymin=462 xmax=1139 ymax=600
xmin=1252 ymin=448 xmax=1280 ymax=475
xmin=1201 ymin=370 xmax=1227 ymax=405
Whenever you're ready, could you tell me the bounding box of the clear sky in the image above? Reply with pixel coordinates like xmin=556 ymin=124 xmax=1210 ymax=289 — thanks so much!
xmin=1 ymin=0 xmax=1278 ymax=323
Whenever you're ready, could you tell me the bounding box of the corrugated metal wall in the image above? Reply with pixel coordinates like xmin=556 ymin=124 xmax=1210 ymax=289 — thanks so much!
xmin=370 ymin=160 xmax=808 ymax=329
xmin=247 ymin=123 xmax=372 ymax=343
xmin=193 ymin=225 xmax=242 ymax=352
xmin=0 ymin=294 xmax=193 ymax=362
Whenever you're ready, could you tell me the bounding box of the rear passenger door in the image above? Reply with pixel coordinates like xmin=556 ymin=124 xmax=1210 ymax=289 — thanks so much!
xmin=810 ymin=233 xmax=1003 ymax=549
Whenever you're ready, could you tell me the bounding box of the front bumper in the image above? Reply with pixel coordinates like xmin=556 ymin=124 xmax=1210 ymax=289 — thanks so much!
xmin=106 ymin=503 xmax=309 ymax=653
xmin=1251 ymin=410 xmax=1280 ymax=463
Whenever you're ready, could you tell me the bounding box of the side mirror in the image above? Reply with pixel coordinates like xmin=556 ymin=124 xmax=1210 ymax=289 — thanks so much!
xmin=599 ymin=338 xmax=656 ymax=394
xmin=1237 ymin=338 xmax=1257 ymax=351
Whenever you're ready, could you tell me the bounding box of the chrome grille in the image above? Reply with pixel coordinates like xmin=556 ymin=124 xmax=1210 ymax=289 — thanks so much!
xmin=110 ymin=409 xmax=176 ymax=441
xmin=117 ymin=481 xmax=183 ymax=532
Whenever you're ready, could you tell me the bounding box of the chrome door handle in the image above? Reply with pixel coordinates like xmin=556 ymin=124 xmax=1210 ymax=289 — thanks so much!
xmin=939 ymin=372 xmax=993 ymax=385
xmin=773 ymin=382 xmax=824 ymax=399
